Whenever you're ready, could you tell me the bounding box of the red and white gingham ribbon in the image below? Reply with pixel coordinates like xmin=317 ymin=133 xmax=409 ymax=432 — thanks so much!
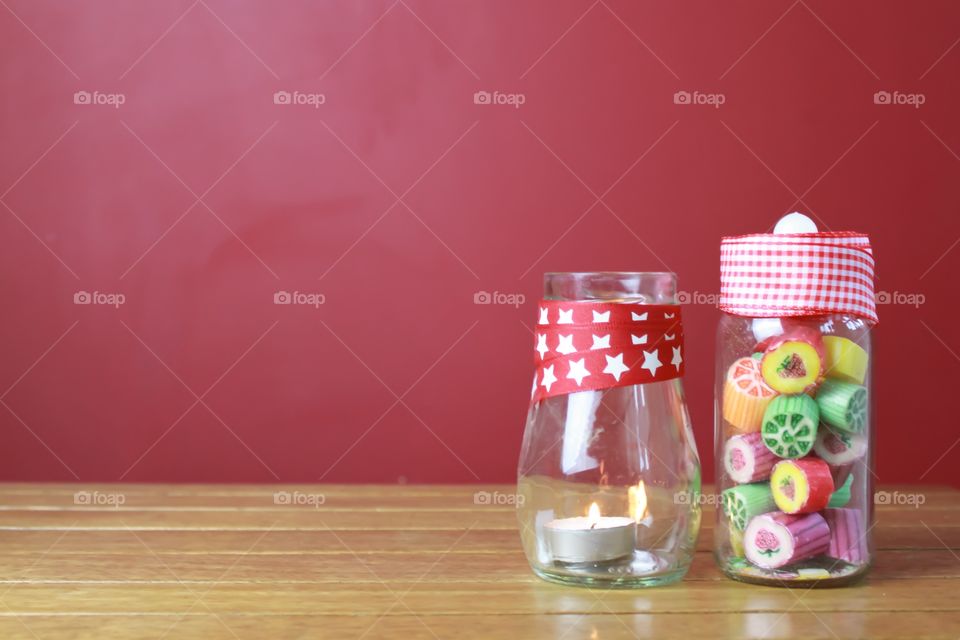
xmin=531 ymin=301 xmax=684 ymax=403
xmin=719 ymin=232 xmax=878 ymax=323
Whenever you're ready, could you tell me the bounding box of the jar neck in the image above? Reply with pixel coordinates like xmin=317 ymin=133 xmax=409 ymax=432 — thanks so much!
xmin=543 ymin=272 xmax=677 ymax=304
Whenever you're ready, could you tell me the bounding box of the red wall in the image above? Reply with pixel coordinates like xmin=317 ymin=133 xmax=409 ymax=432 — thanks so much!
xmin=1 ymin=1 xmax=957 ymax=484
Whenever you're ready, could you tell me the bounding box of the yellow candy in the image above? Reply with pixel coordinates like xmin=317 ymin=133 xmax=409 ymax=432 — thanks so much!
xmin=729 ymin=521 xmax=745 ymax=557
xmin=823 ymin=336 xmax=868 ymax=384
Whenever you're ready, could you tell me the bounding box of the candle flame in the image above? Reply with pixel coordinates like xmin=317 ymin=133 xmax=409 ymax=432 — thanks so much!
xmin=587 ymin=502 xmax=601 ymax=528
xmin=629 ymin=480 xmax=649 ymax=522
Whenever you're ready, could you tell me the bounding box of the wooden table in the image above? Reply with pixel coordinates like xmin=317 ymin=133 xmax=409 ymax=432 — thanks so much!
xmin=0 ymin=484 xmax=956 ymax=639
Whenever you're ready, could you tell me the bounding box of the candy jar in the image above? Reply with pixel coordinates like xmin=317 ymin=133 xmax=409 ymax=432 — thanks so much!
xmin=714 ymin=214 xmax=877 ymax=587
xmin=517 ymin=272 xmax=701 ymax=588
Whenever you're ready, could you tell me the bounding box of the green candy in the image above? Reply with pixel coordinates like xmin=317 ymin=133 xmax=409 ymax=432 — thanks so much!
xmin=816 ymin=380 xmax=868 ymax=433
xmin=827 ymin=474 xmax=854 ymax=508
xmin=761 ymin=394 xmax=820 ymax=459
xmin=722 ymin=483 xmax=776 ymax=531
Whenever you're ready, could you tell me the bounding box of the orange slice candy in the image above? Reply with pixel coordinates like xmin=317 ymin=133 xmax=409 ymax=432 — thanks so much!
xmin=722 ymin=357 xmax=777 ymax=433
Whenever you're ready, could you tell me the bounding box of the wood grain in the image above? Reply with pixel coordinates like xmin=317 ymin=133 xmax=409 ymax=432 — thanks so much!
xmin=0 ymin=484 xmax=956 ymax=639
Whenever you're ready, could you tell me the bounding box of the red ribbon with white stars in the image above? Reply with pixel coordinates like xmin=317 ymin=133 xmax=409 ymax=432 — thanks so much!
xmin=531 ymin=301 xmax=684 ymax=403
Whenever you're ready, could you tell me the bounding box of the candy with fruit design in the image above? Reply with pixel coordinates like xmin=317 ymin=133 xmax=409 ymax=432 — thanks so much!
xmin=759 ymin=326 xmax=825 ymax=394
xmin=770 ymin=457 xmax=835 ymax=514
xmin=722 ymin=483 xmax=776 ymax=531
xmin=816 ymin=379 xmax=867 ymax=433
xmin=822 ymin=336 xmax=868 ymax=384
xmin=723 ymin=432 xmax=777 ymax=484
xmin=722 ymin=357 xmax=777 ymax=432
xmin=813 ymin=424 xmax=867 ymax=465
xmin=761 ymin=394 xmax=820 ymax=458
xmin=744 ymin=511 xmax=831 ymax=570
xmin=827 ymin=474 xmax=854 ymax=508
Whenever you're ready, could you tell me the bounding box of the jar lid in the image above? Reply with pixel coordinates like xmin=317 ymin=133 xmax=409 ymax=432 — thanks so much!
xmin=719 ymin=214 xmax=878 ymax=323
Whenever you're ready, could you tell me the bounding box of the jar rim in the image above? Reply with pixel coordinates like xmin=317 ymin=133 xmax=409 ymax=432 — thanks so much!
xmin=544 ymin=271 xmax=676 ymax=277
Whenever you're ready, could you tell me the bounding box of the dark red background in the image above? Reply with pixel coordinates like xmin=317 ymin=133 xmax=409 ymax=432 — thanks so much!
xmin=1 ymin=1 xmax=957 ymax=484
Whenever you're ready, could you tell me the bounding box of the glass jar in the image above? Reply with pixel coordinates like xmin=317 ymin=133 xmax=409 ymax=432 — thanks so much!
xmin=517 ymin=272 xmax=701 ymax=588
xmin=714 ymin=224 xmax=876 ymax=587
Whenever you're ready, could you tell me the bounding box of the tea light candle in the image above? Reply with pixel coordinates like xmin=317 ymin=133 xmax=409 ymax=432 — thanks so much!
xmin=545 ymin=503 xmax=636 ymax=563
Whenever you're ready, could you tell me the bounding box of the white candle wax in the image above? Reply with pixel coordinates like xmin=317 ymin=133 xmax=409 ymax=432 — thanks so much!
xmin=545 ymin=512 xmax=636 ymax=563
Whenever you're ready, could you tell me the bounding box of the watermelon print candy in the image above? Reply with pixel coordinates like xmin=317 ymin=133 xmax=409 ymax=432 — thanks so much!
xmin=723 ymin=432 xmax=776 ymax=484
xmin=744 ymin=511 xmax=830 ymax=569
xmin=816 ymin=380 xmax=867 ymax=433
xmin=824 ymin=508 xmax=867 ymax=564
xmin=722 ymin=357 xmax=777 ymax=433
xmin=722 ymin=484 xmax=776 ymax=531
xmin=827 ymin=474 xmax=854 ymax=508
xmin=761 ymin=394 xmax=820 ymax=458
xmin=813 ymin=424 xmax=867 ymax=465
xmin=760 ymin=327 xmax=825 ymax=394
xmin=822 ymin=336 xmax=869 ymax=384
xmin=770 ymin=457 xmax=835 ymax=514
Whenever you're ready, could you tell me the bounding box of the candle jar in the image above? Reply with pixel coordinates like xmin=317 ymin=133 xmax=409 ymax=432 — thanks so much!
xmin=714 ymin=224 xmax=877 ymax=587
xmin=517 ymin=272 xmax=701 ymax=588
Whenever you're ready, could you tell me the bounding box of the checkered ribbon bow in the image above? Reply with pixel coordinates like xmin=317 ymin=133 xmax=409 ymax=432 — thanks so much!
xmin=531 ymin=301 xmax=684 ymax=403
xmin=719 ymin=232 xmax=878 ymax=323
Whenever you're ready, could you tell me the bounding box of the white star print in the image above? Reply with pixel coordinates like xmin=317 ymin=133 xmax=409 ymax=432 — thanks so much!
xmin=665 ymin=312 xmax=676 ymax=319
xmin=602 ymin=353 xmax=630 ymax=382
xmin=566 ymin=358 xmax=590 ymax=386
xmin=641 ymin=349 xmax=662 ymax=377
xmin=557 ymin=308 xmax=574 ymax=324
xmin=664 ymin=333 xmax=676 ymax=341
xmin=671 ymin=346 xmax=683 ymax=372
xmin=631 ymin=311 xmax=648 ymax=321
xmin=556 ymin=334 xmax=577 ymax=355
xmin=541 ymin=365 xmax=557 ymax=392
xmin=590 ymin=334 xmax=610 ymax=350
xmin=592 ymin=310 xmax=610 ymax=323
xmin=631 ymin=334 xmax=648 ymax=345
xmin=536 ymin=333 xmax=549 ymax=359
xmin=538 ymin=307 xmax=549 ymax=325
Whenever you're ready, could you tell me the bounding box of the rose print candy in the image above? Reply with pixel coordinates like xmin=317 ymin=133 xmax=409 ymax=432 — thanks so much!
xmin=759 ymin=326 xmax=825 ymax=394
xmin=770 ymin=457 xmax=835 ymax=514
xmin=744 ymin=511 xmax=830 ymax=569
xmin=722 ymin=357 xmax=777 ymax=432
xmin=723 ymin=432 xmax=777 ymax=484
xmin=824 ymin=508 xmax=867 ymax=564
xmin=813 ymin=424 xmax=867 ymax=466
